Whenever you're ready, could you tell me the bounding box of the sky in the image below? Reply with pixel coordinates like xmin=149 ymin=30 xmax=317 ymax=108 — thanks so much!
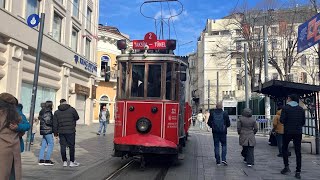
xmin=99 ymin=0 xmax=311 ymax=56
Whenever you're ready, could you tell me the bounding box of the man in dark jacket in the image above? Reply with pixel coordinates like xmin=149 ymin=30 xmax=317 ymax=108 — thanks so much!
xmin=53 ymin=99 xmax=80 ymax=167
xmin=280 ymin=94 xmax=305 ymax=179
xmin=207 ymin=102 xmax=230 ymax=166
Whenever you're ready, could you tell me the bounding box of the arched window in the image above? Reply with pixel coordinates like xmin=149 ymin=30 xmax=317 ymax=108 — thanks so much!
xmin=100 ymin=55 xmax=110 ymax=77
xmin=100 ymin=95 xmax=110 ymax=102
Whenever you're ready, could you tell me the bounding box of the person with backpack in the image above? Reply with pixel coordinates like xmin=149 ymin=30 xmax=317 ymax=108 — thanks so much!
xmin=207 ymin=102 xmax=230 ymax=166
xmin=38 ymin=101 xmax=55 ymax=166
xmin=237 ymin=108 xmax=258 ymax=167
xmin=280 ymin=94 xmax=305 ymax=179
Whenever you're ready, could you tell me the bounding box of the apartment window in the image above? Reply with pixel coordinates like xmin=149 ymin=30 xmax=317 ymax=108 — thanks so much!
xmin=26 ymin=0 xmax=38 ymax=18
xmin=236 ymin=42 xmax=242 ymax=51
xmin=254 ymin=28 xmax=261 ymax=35
xmin=236 ymin=74 xmax=242 ymax=90
xmin=221 ymin=30 xmax=231 ymax=36
xmin=72 ymin=0 xmax=79 ymax=18
xmin=86 ymin=7 xmax=92 ymax=31
xmin=100 ymin=55 xmax=110 ymax=77
xmin=55 ymin=0 xmax=63 ymax=3
xmin=0 ymin=0 xmax=5 ymax=8
xmin=210 ymin=31 xmax=219 ymax=36
xmin=301 ymin=55 xmax=307 ymax=66
xmin=301 ymin=72 xmax=307 ymax=83
xmin=85 ymin=38 xmax=91 ymax=59
xmin=315 ymin=58 xmax=319 ymax=65
xmin=236 ymin=29 xmax=242 ymax=36
xmin=255 ymin=57 xmax=260 ymax=68
xmin=52 ymin=12 xmax=63 ymax=42
xmin=272 ymin=73 xmax=278 ymax=80
xmin=271 ymin=27 xmax=277 ymax=34
xmin=71 ymin=27 xmax=78 ymax=52
xmin=236 ymin=58 xmax=241 ymax=67
xmin=271 ymin=39 xmax=277 ymax=50
xmin=288 ymin=74 xmax=294 ymax=82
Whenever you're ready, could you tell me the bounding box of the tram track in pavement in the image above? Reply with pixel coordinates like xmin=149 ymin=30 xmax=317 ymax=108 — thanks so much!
xmin=104 ymin=157 xmax=172 ymax=180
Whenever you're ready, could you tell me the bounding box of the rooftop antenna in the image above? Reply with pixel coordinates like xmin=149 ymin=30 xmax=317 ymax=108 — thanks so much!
xmin=140 ymin=0 xmax=183 ymax=39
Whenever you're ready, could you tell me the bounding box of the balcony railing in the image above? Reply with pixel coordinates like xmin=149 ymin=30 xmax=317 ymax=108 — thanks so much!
xmin=100 ymin=70 xmax=117 ymax=82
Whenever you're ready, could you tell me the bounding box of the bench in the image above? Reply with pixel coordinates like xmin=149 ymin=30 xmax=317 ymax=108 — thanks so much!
xmin=301 ymin=140 xmax=312 ymax=154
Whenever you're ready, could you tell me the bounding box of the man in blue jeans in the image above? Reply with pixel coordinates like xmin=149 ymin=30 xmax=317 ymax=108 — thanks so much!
xmin=207 ymin=102 xmax=230 ymax=166
xmin=97 ymin=105 xmax=110 ymax=136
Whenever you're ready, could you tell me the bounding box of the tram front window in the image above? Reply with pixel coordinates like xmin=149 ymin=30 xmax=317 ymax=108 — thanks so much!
xmin=147 ymin=65 xmax=162 ymax=97
xmin=131 ymin=64 xmax=145 ymax=97
xmin=166 ymin=63 xmax=172 ymax=99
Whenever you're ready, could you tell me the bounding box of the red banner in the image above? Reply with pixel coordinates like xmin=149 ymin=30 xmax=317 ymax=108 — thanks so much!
xmin=132 ymin=32 xmax=167 ymax=50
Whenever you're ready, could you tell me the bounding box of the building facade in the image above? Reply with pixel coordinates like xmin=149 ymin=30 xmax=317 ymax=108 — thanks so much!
xmin=0 ymin=0 xmax=99 ymax=125
xmin=94 ymin=25 xmax=130 ymax=123
xmin=196 ymin=9 xmax=319 ymax=111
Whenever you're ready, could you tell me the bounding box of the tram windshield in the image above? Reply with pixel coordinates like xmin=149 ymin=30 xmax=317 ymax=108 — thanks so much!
xmin=118 ymin=62 xmax=179 ymax=100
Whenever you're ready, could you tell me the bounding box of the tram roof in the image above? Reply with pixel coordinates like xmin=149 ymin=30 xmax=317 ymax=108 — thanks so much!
xmin=116 ymin=53 xmax=188 ymax=66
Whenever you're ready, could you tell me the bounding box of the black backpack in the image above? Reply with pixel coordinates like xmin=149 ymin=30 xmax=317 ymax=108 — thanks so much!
xmin=212 ymin=111 xmax=226 ymax=133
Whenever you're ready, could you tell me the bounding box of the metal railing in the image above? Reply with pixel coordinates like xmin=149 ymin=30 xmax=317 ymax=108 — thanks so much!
xmin=229 ymin=115 xmax=275 ymax=136
xmin=229 ymin=112 xmax=317 ymax=137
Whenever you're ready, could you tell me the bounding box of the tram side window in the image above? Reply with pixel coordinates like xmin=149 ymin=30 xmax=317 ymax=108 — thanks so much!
xmin=120 ymin=62 xmax=127 ymax=98
xmin=147 ymin=65 xmax=162 ymax=97
xmin=166 ymin=63 xmax=172 ymax=100
xmin=131 ymin=64 xmax=145 ymax=97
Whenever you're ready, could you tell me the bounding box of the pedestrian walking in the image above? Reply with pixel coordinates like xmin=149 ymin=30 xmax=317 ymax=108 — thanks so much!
xmin=204 ymin=109 xmax=210 ymax=132
xmin=38 ymin=101 xmax=55 ymax=166
xmin=197 ymin=109 xmax=205 ymax=130
xmin=280 ymin=94 xmax=305 ymax=179
xmin=237 ymin=108 xmax=258 ymax=167
xmin=273 ymin=102 xmax=284 ymax=157
xmin=0 ymin=93 xmax=22 ymax=180
xmin=16 ymin=103 xmax=30 ymax=152
xmin=192 ymin=113 xmax=196 ymax=126
xmin=53 ymin=99 xmax=80 ymax=167
xmin=97 ymin=105 xmax=110 ymax=136
xmin=207 ymin=102 xmax=230 ymax=166
xmin=30 ymin=118 xmax=39 ymax=145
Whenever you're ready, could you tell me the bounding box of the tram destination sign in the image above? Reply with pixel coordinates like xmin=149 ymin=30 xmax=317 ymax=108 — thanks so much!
xmin=133 ymin=32 xmax=167 ymax=50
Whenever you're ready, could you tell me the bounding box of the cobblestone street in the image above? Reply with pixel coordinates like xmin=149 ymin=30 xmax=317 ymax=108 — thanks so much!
xmin=20 ymin=124 xmax=320 ymax=180
xmin=166 ymin=126 xmax=320 ymax=180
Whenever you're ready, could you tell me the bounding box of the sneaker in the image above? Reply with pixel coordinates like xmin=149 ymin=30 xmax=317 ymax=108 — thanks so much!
xmin=30 ymin=142 xmax=34 ymax=145
xmin=277 ymin=154 xmax=283 ymax=157
xmin=44 ymin=160 xmax=54 ymax=166
xmin=96 ymin=133 xmax=100 ymax=135
xmin=38 ymin=159 xmax=45 ymax=165
xmin=216 ymin=163 xmax=221 ymax=166
xmin=281 ymin=167 xmax=291 ymax=175
xmin=69 ymin=161 xmax=80 ymax=167
xmin=222 ymin=161 xmax=228 ymax=166
xmin=103 ymin=134 xmax=106 ymax=136
xmin=247 ymin=164 xmax=252 ymax=167
xmin=295 ymin=172 xmax=301 ymax=179
xmin=63 ymin=161 xmax=68 ymax=167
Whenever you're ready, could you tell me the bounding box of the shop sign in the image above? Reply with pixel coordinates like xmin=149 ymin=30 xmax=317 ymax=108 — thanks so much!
xmin=75 ymin=84 xmax=90 ymax=96
xmin=74 ymin=55 xmax=97 ymax=73
xmin=91 ymin=85 xmax=97 ymax=99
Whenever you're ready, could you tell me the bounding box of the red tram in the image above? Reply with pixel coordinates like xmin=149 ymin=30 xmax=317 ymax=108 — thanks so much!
xmin=113 ymin=33 xmax=192 ymax=160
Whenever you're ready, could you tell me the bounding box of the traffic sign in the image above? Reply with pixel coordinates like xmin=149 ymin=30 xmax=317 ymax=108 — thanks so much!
xmin=27 ymin=14 xmax=40 ymax=28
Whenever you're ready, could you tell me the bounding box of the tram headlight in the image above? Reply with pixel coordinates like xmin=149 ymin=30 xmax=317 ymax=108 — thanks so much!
xmin=136 ymin=118 xmax=152 ymax=134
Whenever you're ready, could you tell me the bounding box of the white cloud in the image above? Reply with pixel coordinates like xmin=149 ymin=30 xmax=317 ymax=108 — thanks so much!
xmin=154 ymin=9 xmax=184 ymax=22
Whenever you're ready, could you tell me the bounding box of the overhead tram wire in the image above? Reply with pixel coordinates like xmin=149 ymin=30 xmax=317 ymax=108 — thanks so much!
xmin=167 ymin=1 xmax=182 ymax=54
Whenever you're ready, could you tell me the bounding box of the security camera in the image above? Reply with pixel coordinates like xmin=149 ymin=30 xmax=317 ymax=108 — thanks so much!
xmin=144 ymin=45 xmax=149 ymax=50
